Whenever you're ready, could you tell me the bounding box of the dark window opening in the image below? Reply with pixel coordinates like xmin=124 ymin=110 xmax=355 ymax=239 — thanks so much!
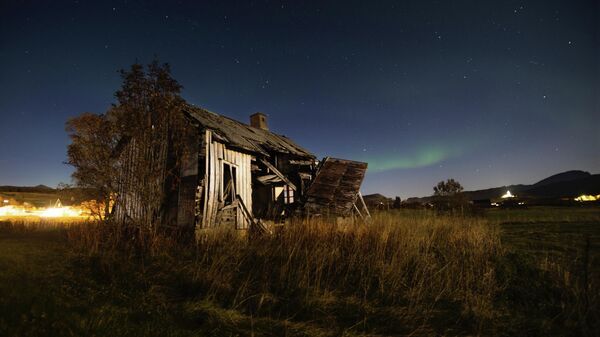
xmin=223 ymin=163 xmax=237 ymax=205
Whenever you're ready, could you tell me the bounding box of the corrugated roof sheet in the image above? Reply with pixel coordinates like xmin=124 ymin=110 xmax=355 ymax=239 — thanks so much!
xmin=183 ymin=104 xmax=315 ymax=158
xmin=303 ymin=157 xmax=368 ymax=217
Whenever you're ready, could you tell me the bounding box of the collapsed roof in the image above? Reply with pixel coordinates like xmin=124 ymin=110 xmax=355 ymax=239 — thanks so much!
xmin=303 ymin=157 xmax=368 ymax=217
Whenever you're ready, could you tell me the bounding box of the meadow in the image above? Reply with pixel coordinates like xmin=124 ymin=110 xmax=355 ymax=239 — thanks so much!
xmin=0 ymin=191 xmax=60 ymax=208
xmin=0 ymin=206 xmax=598 ymax=336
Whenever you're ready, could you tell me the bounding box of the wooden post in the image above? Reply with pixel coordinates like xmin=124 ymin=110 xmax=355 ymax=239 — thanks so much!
xmin=201 ymin=130 xmax=211 ymax=229
xmin=358 ymin=192 xmax=371 ymax=219
xmin=353 ymin=203 xmax=364 ymax=220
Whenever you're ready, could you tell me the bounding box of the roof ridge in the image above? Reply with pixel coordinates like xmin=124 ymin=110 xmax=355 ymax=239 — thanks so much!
xmin=182 ymin=102 xmax=315 ymax=158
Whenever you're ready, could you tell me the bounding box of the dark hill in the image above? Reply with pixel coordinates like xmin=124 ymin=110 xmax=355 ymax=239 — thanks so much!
xmin=0 ymin=185 xmax=56 ymax=193
xmin=463 ymin=171 xmax=599 ymax=200
xmin=526 ymin=174 xmax=600 ymax=198
xmin=402 ymin=170 xmax=600 ymax=203
xmin=463 ymin=184 xmax=529 ymax=201
xmin=533 ymin=170 xmax=591 ymax=187
xmin=363 ymin=193 xmax=392 ymax=208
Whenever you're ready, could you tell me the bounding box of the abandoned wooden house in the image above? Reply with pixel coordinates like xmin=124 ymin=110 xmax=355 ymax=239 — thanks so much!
xmin=114 ymin=103 xmax=369 ymax=231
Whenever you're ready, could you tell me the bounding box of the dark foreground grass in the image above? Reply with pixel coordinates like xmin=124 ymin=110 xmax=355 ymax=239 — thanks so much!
xmin=495 ymin=207 xmax=600 ymax=337
xmin=0 ymin=208 xmax=598 ymax=337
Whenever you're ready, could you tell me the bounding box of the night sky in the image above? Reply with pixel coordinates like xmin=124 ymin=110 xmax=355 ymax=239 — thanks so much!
xmin=1 ymin=1 xmax=598 ymax=198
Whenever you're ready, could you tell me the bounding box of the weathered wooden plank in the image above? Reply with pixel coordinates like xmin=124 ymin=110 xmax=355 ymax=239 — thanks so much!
xmin=239 ymin=152 xmax=246 ymax=229
xmin=288 ymin=159 xmax=315 ymax=165
xmin=244 ymin=153 xmax=252 ymax=229
xmin=210 ymin=141 xmax=218 ymax=227
xmin=259 ymin=158 xmax=297 ymax=191
xmin=358 ymin=192 xmax=371 ymax=218
xmin=211 ymin=142 xmax=222 ymax=227
xmin=209 ymin=139 xmax=218 ymax=227
xmin=257 ymin=174 xmax=281 ymax=184
xmin=303 ymin=157 xmax=368 ymax=217
xmin=236 ymin=151 xmax=242 ymax=229
xmin=236 ymin=151 xmax=244 ymax=229
xmin=202 ymin=130 xmax=211 ymax=229
xmin=205 ymin=136 xmax=213 ymax=228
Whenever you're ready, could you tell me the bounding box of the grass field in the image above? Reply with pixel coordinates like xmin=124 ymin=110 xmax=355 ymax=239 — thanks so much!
xmin=0 ymin=207 xmax=598 ymax=336
xmin=491 ymin=207 xmax=599 ymax=336
xmin=0 ymin=191 xmax=59 ymax=208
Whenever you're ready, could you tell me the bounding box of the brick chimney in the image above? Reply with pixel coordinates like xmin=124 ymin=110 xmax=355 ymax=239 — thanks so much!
xmin=250 ymin=112 xmax=268 ymax=130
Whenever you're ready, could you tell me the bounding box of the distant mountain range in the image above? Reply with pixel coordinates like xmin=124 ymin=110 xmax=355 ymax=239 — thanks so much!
xmin=0 ymin=184 xmax=56 ymax=193
xmin=366 ymin=170 xmax=600 ymax=205
xmin=461 ymin=170 xmax=600 ymax=201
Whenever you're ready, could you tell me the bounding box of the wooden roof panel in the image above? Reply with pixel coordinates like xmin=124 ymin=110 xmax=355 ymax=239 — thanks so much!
xmin=304 ymin=157 xmax=368 ymax=217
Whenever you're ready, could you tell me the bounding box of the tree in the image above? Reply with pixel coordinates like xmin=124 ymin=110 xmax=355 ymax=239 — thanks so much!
xmin=432 ymin=179 xmax=467 ymax=213
xmin=433 ymin=178 xmax=464 ymax=196
xmin=65 ymin=111 xmax=119 ymax=219
xmin=111 ymin=60 xmax=188 ymax=228
xmin=66 ymin=60 xmax=190 ymax=226
xmin=393 ymin=196 xmax=402 ymax=209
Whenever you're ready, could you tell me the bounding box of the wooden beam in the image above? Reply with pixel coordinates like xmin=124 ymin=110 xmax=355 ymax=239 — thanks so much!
xmin=288 ymin=159 xmax=314 ymax=165
xmin=358 ymin=192 xmax=371 ymax=219
xmin=353 ymin=203 xmax=364 ymax=220
xmin=259 ymin=158 xmax=297 ymax=191
xmin=236 ymin=194 xmax=269 ymax=234
xmin=201 ymin=130 xmax=211 ymax=229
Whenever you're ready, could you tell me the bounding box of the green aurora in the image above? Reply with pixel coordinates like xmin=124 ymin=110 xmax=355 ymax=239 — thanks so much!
xmin=359 ymin=144 xmax=464 ymax=173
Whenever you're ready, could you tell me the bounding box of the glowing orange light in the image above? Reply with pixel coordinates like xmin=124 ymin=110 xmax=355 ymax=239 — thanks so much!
xmin=0 ymin=203 xmax=89 ymax=220
xmin=0 ymin=205 xmax=31 ymax=217
xmin=574 ymin=194 xmax=599 ymax=202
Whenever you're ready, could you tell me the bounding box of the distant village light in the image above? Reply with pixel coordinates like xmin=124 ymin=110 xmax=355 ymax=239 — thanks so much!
xmin=0 ymin=198 xmax=88 ymax=219
xmin=501 ymin=190 xmax=515 ymax=199
xmin=574 ymin=194 xmax=599 ymax=202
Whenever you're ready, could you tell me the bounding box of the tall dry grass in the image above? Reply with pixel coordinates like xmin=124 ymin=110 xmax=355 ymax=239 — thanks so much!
xmin=65 ymin=212 xmax=504 ymax=334
xmin=6 ymin=210 xmax=597 ymax=335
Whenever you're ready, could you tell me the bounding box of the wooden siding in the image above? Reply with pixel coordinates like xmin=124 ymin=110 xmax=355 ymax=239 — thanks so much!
xmin=201 ymin=130 xmax=252 ymax=230
xmin=114 ymin=136 xmax=168 ymax=226
xmin=176 ymin=143 xmax=199 ymax=227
